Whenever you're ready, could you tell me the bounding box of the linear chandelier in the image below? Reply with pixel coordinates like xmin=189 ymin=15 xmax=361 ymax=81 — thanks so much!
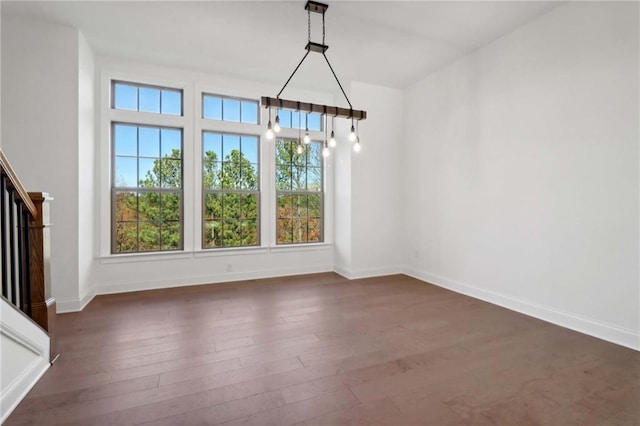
xmin=262 ymin=0 xmax=367 ymax=155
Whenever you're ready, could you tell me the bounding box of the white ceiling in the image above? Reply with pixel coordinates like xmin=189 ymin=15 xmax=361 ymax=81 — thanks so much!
xmin=2 ymin=1 xmax=562 ymax=92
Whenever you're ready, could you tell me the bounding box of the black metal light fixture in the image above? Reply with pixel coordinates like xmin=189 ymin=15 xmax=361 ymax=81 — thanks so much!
xmin=262 ymin=1 xmax=367 ymax=154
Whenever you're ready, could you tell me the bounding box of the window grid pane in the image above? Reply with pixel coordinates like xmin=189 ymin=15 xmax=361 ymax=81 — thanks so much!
xmin=276 ymin=109 xmax=322 ymax=131
xmin=112 ymin=122 xmax=184 ymax=254
xmin=203 ymin=94 xmax=260 ymax=125
xmin=275 ymin=139 xmax=323 ymax=245
xmin=112 ymin=81 xmax=182 ymax=116
xmin=202 ymin=131 xmax=260 ymax=249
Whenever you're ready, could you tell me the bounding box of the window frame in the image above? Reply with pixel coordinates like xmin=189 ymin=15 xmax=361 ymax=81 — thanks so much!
xmin=110 ymin=121 xmax=185 ymax=254
xmin=201 ymin=92 xmax=261 ymax=125
xmin=274 ymin=138 xmax=325 ymax=245
xmin=201 ymin=130 xmax=261 ymax=249
xmin=109 ymin=79 xmax=186 ymax=254
xmin=101 ymin=72 xmax=193 ymax=258
xmin=111 ymin=80 xmax=184 ymax=116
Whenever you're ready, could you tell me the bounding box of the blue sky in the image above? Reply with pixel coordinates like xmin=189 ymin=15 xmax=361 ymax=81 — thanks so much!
xmin=115 ymin=83 xmax=182 ymax=115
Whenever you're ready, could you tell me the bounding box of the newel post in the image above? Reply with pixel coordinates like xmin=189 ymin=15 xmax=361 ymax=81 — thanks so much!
xmin=28 ymin=192 xmax=57 ymax=362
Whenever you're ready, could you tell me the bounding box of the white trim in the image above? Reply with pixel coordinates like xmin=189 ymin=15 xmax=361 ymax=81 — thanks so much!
xmin=95 ymin=264 xmax=333 ymax=295
xmin=269 ymin=243 xmax=333 ymax=254
xmin=333 ymin=266 xmax=352 ymax=279
xmin=0 ymin=301 xmax=51 ymax=423
xmin=100 ymin=251 xmax=193 ymax=264
xmin=193 ymin=247 xmax=270 ymax=258
xmin=56 ymin=289 xmax=96 ymax=313
xmin=334 ymin=265 xmax=403 ymax=280
xmin=0 ymin=358 xmax=49 ymax=424
xmin=0 ymin=323 xmax=44 ymax=357
xmin=98 ymin=244 xmax=332 ymax=264
xmin=403 ymin=267 xmax=640 ymax=352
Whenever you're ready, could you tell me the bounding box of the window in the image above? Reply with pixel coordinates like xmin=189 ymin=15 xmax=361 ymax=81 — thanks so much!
xmin=202 ymin=94 xmax=259 ymax=124
xmin=275 ymin=139 xmax=323 ymax=244
xmin=276 ymin=110 xmax=322 ymax=131
xmin=110 ymin=81 xmax=184 ymax=254
xmin=202 ymin=132 xmax=259 ymax=248
xmin=113 ymin=81 xmax=182 ymax=115
xmin=105 ymin=73 xmax=330 ymax=257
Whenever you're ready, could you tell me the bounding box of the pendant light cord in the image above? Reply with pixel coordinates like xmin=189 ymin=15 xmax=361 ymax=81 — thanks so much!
xmin=322 ymin=53 xmax=352 ymax=109
xmin=276 ymin=50 xmax=311 ymax=99
xmin=276 ymin=7 xmax=354 ymax=110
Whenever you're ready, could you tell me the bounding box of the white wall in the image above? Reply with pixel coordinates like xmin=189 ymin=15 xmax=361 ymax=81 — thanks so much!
xmin=333 ymin=112 xmax=352 ymax=273
xmin=0 ymin=299 xmax=50 ymax=423
xmin=1 ymin=15 xmax=81 ymax=307
xmin=333 ymin=82 xmax=404 ymax=279
xmin=404 ymin=2 xmax=639 ymax=350
xmin=0 ymin=0 xmax=3 ymax=150
xmin=78 ymin=32 xmax=96 ymax=306
xmin=347 ymin=82 xmax=404 ymax=277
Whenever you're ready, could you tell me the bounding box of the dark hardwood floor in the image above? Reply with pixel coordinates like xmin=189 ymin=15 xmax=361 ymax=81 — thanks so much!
xmin=6 ymin=273 xmax=639 ymax=425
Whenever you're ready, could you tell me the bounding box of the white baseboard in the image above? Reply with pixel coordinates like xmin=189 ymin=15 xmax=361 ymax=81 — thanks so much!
xmin=95 ymin=264 xmax=334 ymax=295
xmin=0 ymin=357 xmax=49 ymax=423
xmin=56 ymin=289 xmax=96 ymax=313
xmin=1 ymin=301 xmax=51 ymax=423
xmin=404 ymin=267 xmax=640 ymax=352
xmin=334 ymin=265 xmax=403 ymax=280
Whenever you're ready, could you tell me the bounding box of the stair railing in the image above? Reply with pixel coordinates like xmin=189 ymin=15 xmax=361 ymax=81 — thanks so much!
xmin=0 ymin=149 xmax=56 ymax=361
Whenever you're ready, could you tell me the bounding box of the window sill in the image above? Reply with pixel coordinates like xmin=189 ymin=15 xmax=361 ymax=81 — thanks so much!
xmin=100 ymin=251 xmax=193 ymax=264
xmin=268 ymin=242 xmax=333 ymax=253
xmin=193 ymin=246 xmax=269 ymax=258
xmin=99 ymin=243 xmax=332 ymax=263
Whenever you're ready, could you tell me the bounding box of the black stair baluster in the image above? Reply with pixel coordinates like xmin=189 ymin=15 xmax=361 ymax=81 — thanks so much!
xmin=22 ymin=207 xmax=32 ymax=317
xmin=1 ymin=175 xmax=7 ymax=299
xmin=8 ymin=190 xmax=17 ymax=305
xmin=17 ymin=201 xmax=24 ymax=311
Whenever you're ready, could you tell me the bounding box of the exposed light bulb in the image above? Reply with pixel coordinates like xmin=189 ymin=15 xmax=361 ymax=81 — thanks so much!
xmin=274 ymin=116 xmax=281 ymax=133
xmin=353 ymin=138 xmax=361 ymax=152
xmin=303 ymin=131 xmax=311 ymax=144
xmin=349 ymin=124 xmax=357 ymax=142
xmin=296 ymin=143 xmax=304 ymax=155
xmin=329 ymin=131 xmax=336 ymax=147
xmin=322 ymin=143 xmax=330 ymax=158
xmin=266 ymin=121 xmax=274 ymax=140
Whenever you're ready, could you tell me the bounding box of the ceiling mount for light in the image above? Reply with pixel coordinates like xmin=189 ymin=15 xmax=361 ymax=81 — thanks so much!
xmin=262 ymin=1 xmax=366 ymax=154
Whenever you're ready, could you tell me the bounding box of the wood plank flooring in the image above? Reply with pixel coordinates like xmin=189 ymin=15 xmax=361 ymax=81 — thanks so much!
xmin=6 ymin=273 xmax=640 ymax=425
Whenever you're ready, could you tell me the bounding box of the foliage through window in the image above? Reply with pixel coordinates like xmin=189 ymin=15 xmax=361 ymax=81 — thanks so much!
xmin=203 ymin=132 xmax=259 ymax=248
xmin=276 ymin=139 xmax=323 ymax=244
xmin=112 ymin=123 xmax=183 ymax=253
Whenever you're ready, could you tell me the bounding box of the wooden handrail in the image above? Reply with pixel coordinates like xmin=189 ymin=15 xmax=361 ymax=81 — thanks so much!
xmin=0 ymin=150 xmax=38 ymax=218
